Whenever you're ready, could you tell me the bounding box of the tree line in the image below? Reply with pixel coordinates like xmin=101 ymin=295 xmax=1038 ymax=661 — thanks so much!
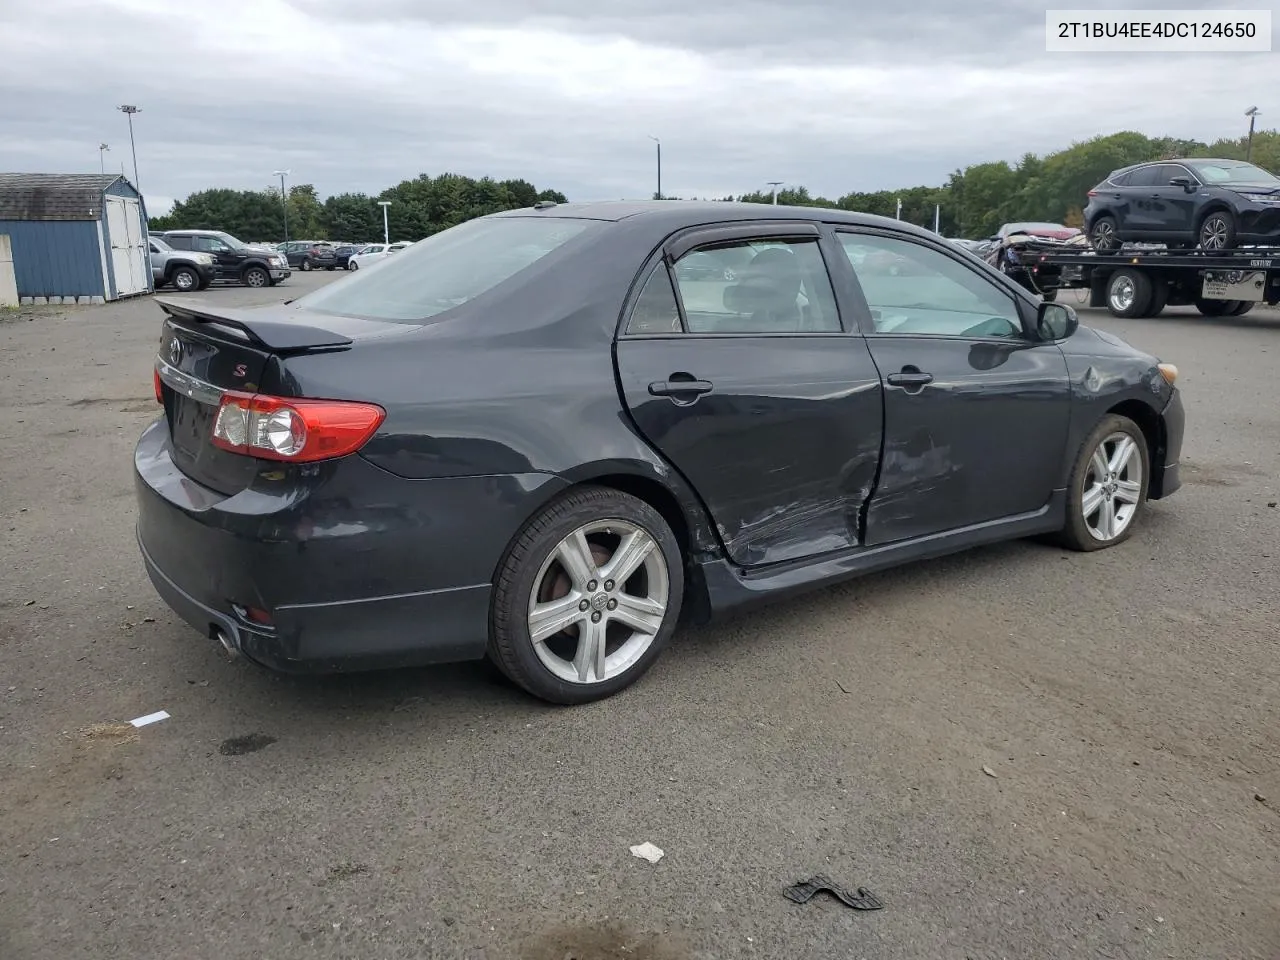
xmin=149 ymin=128 xmax=1278 ymax=243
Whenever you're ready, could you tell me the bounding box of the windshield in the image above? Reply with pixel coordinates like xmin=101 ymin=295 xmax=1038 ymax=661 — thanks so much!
xmin=150 ymin=236 xmax=173 ymax=252
xmin=294 ymin=216 xmax=598 ymax=322
xmin=1186 ymin=160 xmax=1280 ymax=185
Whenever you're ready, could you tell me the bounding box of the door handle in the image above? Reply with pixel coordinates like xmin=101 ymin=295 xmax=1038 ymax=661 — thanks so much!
xmin=887 ymin=370 xmax=934 ymax=388
xmin=649 ymin=376 xmax=713 ymax=398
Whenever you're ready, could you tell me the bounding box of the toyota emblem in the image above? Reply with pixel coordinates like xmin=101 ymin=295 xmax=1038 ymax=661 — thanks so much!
xmin=168 ymin=337 xmax=182 ymax=365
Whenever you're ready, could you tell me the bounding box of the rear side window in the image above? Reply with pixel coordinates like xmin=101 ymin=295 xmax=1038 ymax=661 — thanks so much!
xmin=296 ymin=217 xmax=595 ymax=322
xmin=671 ymin=238 xmax=841 ymax=334
xmin=1125 ymin=166 xmax=1160 ymax=188
xmin=166 ymin=235 xmax=193 ymax=250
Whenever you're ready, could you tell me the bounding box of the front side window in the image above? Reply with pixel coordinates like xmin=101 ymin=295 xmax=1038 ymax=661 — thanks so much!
xmin=838 ymin=232 xmax=1024 ymax=339
xmin=294 ymin=215 xmax=596 ymax=322
xmin=669 ymin=237 xmax=841 ymax=334
xmin=165 ymin=235 xmax=192 ymax=250
xmin=192 ymin=236 xmax=230 ymax=253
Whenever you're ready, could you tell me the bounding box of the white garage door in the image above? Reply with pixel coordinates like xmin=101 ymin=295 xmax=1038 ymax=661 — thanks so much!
xmin=105 ymin=195 xmax=150 ymax=297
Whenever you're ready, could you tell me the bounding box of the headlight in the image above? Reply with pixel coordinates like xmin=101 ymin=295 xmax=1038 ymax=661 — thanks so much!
xmin=194 ymin=253 xmax=214 ymax=265
xmin=1238 ymin=193 xmax=1280 ymax=204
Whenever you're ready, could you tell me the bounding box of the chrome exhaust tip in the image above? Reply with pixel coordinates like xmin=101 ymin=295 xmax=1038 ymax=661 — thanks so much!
xmin=213 ymin=628 xmax=241 ymax=661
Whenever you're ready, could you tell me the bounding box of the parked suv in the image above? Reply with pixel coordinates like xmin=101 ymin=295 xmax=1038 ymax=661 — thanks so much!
xmin=280 ymin=240 xmax=338 ymax=271
xmin=148 ymin=235 xmax=216 ymax=292
xmin=1085 ymin=157 xmax=1280 ymax=251
xmin=160 ymin=230 xmax=291 ymax=287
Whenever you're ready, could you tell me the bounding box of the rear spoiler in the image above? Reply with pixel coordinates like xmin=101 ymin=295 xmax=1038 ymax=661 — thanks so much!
xmin=156 ymin=298 xmax=353 ymax=352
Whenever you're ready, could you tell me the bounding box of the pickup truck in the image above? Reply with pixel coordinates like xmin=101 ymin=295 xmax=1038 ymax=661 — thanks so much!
xmin=148 ymin=236 xmax=217 ymax=292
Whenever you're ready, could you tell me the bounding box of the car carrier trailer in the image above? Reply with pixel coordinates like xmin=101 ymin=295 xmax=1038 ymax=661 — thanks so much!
xmin=1007 ymin=244 xmax=1280 ymax=319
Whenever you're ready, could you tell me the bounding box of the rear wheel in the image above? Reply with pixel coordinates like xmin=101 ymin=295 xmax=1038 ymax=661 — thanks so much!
xmin=1198 ymin=210 xmax=1236 ymax=250
xmin=488 ymin=486 xmax=684 ymax=705
xmin=1229 ymin=300 xmax=1255 ymax=316
xmin=1106 ymin=268 xmax=1152 ymax=318
xmin=170 ymin=266 xmax=199 ymax=292
xmin=1141 ymin=280 xmax=1169 ymax=318
xmin=242 ymin=266 xmax=269 ymax=288
xmin=1195 ymin=297 xmax=1237 ymax=317
xmin=1057 ymin=414 xmax=1150 ymax=552
xmin=1090 ymin=215 xmax=1120 ymax=251
xmin=301 ymin=259 xmax=313 ymax=271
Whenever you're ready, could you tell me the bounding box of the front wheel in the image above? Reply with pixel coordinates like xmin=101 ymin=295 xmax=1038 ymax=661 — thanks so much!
xmin=348 ymin=260 xmax=359 ymax=270
xmin=1198 ymin=211 xmax=1236 ymax=250
xmin=1056 ymin=414 xmax=1150 ymax=552
xmin=242 ymin=266 xmax=269 ymax=288
xmin=488 ymin=487 xmax=685 ymax=705
xmin=301 ymin=259 xmax=313 ymax=271
xmin=170 ymin=266 xmax=199 ymax=292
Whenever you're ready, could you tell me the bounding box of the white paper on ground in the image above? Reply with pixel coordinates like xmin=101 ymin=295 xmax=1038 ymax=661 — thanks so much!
xmin=629 ymin=842 xmax=664 ymax=863
xmin=129 ymin=710 xmax=170 ymax=727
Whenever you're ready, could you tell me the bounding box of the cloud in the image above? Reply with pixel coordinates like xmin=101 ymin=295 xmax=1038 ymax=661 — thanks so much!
xmin=0 ymin=0 xmax=1273 ymax=209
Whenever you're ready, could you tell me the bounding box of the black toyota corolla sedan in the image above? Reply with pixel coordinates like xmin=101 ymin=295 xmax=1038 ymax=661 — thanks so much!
xmin=135 ymin=201 xmax=1185 ymax=704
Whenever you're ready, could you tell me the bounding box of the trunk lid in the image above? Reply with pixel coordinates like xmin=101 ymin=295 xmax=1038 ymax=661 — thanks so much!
xmin=154 ymin=298 xmax=413 ymax=495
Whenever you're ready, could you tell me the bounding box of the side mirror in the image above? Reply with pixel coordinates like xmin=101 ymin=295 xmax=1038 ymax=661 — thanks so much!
xmin=1169 ymin=176 xmax=1194 ymax=191
xmin=1037 ymin=300 xmax=1078 ymax=341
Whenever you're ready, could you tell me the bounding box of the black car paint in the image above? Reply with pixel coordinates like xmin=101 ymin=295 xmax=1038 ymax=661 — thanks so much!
xmin=1085 ymin=159 xmax=1280 ymax=245
xmin=135 ymin=201 xmax=1183 ymax=674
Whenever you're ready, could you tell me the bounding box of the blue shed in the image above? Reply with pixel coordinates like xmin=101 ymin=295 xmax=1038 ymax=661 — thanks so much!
xmin=0 ymin=173 xmax=154 ymax=303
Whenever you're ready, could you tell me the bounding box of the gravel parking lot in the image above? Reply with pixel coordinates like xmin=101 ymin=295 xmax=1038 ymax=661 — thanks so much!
xmin=2 ymin=271 xmax=1278 ymax=960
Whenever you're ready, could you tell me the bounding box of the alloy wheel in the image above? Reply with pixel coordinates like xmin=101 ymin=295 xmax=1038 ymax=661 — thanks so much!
xmin=1091 ymin=220 xmax=1116 ymax=249
xmin=1082 ymin=432 xmax=1143 ymax=542
xmin=526 ymin=519 xmax=669 ymax=685
xmin=1200 ymin=216 xmax=1228 ymax=249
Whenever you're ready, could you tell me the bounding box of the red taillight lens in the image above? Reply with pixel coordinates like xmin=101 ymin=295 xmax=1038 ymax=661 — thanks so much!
xmin=154 ymin=369 xmax=164 ymax=404
xmin=1087 ymin=190 xmax=1098 ymax=197
xmin=210 ymin=391 xmax=385 ymax=462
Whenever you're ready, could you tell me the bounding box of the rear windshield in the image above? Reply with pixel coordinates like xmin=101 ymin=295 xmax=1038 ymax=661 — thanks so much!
xmin=294 ymin=216 xmax=598 ymax=322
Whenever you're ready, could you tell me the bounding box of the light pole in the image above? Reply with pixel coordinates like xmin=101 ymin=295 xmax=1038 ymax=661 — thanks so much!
xmin=766 ymin=181 xmax=783 ymax=204
xmin=117 ymin=105 xmax=141 ymax=192
xmin=895 ymin=197 xmax=902 ymax=220
xmin=378 ymin=200 xmax=391 ymax=244
xmin=648 ymin=135 xmax=662 ymax=199
xmin=98 ymin=143 xmax=110 ymax=177
xmin=272 ymin=169 xmax=291 ymax=243
xmin=1245 ymin=106 xmax=1260 ymax=161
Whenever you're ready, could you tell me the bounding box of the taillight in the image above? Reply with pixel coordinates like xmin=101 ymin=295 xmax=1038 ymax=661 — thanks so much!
xmin=154 ymin=369 xmax=164 ymax=404
xmin=1087 ymin=190 xmax=1098 ymax=197
xmin=210 ymin=391 xmax=385 ymax=462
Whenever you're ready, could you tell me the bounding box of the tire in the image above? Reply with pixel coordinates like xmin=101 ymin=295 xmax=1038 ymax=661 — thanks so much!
xmin=1106 ymin=268 xmax=1152 ymax=318
xmin=1141 ymin=280 xmax=1169 ymax=318
xmin=488 ymin=486 xmax=685 ymax=705
xmin=1229 ymin=300 xmax=1255 ymax=316
xmin=301 ymin=259 xmax=313 ymax=272
xmin=1197 ymin=210 xmax=1237 ymax=250
xmin=349 ymin=260 xmax=359 ymax=270
xmin=242 ymin=266 xmax=269 ymax=288
xmin=170 ymin=266 xmax=199 ymax=293
xmin=1056 ymin=414 xmax=1150 ymax=552
xmin=1195 ymin=297 xmax=1237 ymax=317
xmin=1089 ymin=215 xmax=1120 ymax=251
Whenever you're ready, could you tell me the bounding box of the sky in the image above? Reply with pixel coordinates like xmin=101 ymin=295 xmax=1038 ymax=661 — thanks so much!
xmin=0 ymin=0 xmax=1275 ymax=215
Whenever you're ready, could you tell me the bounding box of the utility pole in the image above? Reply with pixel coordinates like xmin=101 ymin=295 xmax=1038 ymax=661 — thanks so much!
xmin=767 ymin=181 xmax=783 ymax=204
xmin=895 ymin=197 xmax=902 ymax=220
xmin=934 ymin=203 xmax=941 ymax=233
xmin=98 ymin=143 xmax=109 ymax=177
xmin=1245 ymin=106 xmax=1260 ymax=161
xmin=648 ymin=136 xmax=662 ymax=199
xmin=272 ymin=169 xmax=291 ymax=242
xmin=117 ymin=105 xmax=141 ymax=192
xmin=378 ymin=201 xmax=391 ymax=244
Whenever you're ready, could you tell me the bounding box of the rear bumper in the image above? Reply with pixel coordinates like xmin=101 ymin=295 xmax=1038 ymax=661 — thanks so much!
xmin=133 ymin=417 xmax=566 ymax=672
